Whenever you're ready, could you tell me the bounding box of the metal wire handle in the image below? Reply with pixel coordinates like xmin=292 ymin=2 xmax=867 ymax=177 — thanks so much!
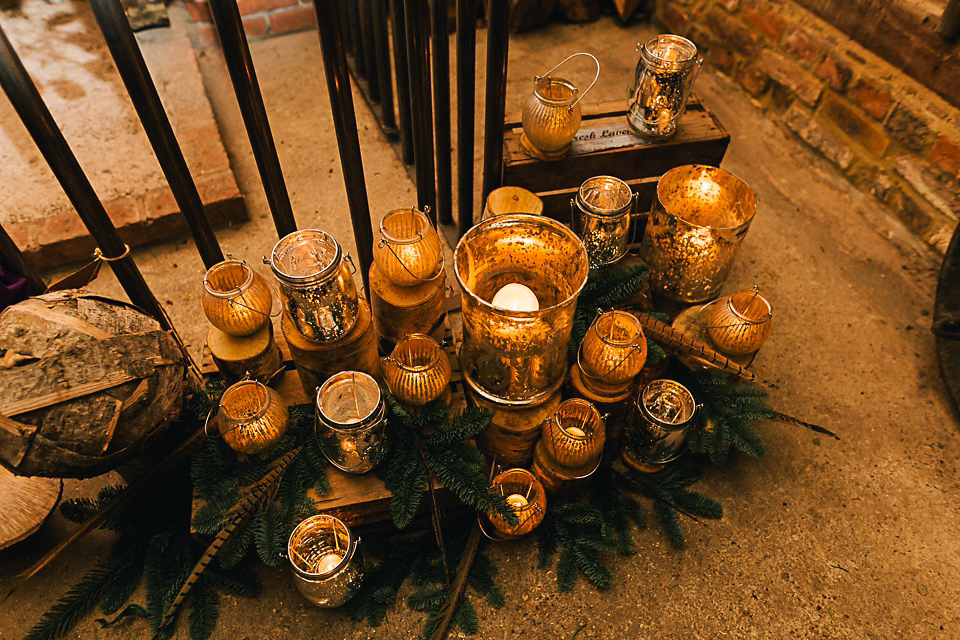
xmin=535 ymin=52 xmax=600 ymax=113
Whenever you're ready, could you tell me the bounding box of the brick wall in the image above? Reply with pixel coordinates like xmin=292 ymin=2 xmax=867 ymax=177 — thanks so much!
xmin=184 ymin=0 xmax=317 ymax=48
xmin=657 ymin=0 xmax=960 ymax=255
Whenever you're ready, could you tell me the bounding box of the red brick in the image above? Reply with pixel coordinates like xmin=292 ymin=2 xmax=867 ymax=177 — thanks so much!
xmin=242 ymin=15 xmax=269 ymax=38
xmin=743 ymin=5 xmax=784 ymax=42
xmin=759 ymin=49 xmax=822 ymax=106
xmin=848 ymin=79 xmax=891 ymax=121
xmin=37 ymin=210 xmax=99 ymax=265
xmin=269 ymin=6 xmax=316 ymax=33
xmin=185 ymin=1 xmax=211 ymax=23
xmin=192 ymin=23 xmax=219 ymax=49
xmin=237 ymin=0 xmax=298 ymax=15
xmin=782 ymin=28 xmax=819 ymax=65
xmin=735 ymin=63 xmax=769 ymax=97
xmin=818 ymin=94 xmax=889 ymax=159
xmin=104 ymin=195 xmax=144 ymax=228
xmin=931 ymin=135 xmax=960 ymax=178
xmin=717 ymin=0 xmax=739 ymax=11
xmin=705 ymin=8 xmax=760 ymax=57
xmin=662 ymin=5 xmax=690 ymax=34
xmin=885 ymin=104 xmax=931 ymax=151
xmin=178 ymin=122 xmax=231 ymax=177
xmin=814 ymin=54 xmax=851 ymax=92
xmin=708 ymin=44 xmax=737 ymax=76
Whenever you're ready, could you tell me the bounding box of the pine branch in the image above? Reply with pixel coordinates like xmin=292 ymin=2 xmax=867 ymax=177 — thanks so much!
xmin=427 ymin=523 xmax=481 ymax=640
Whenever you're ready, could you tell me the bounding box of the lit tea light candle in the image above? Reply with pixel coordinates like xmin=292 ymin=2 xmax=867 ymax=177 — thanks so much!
xmin=506 ymin=493 xmax=529 ymax=508
xmin=314 ymin=552 xmax=343 ymax=574
xmin=491 ymin=283 xmax=540 ymax=312
xmin=564 ymin=426 xmax=586 ymax=438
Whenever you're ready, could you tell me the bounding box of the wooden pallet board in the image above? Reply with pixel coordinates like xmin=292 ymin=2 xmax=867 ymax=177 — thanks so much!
xmin=501 ymin=95 xmax=730 ymax=222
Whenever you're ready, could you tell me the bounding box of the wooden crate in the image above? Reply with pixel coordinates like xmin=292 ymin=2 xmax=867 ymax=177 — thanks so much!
xmin=501 ymin=95 xmax=730 ymax=224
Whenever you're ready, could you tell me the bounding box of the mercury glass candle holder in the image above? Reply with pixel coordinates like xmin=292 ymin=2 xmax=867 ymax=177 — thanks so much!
xmin=489 ymin=468 xmax=547 ymax=537
xmin=455 ymin=214 xmax=590 ymax=406
xmin=627 ymin=34 xmax=702 ymax=140
xmin=641 ymin=165 xmax=757 ymax=303
xmin=571 ymin=176 xmax=636 ymax=267
xmin=381 ymin=333 xmax=451 ymax=406
xmin=578 ymin=310 xmax=647 ymax=396
xmin=626 ymin=379 xmax=697 ymax=465
xmin=520 ymin=53 xmax=599 ymax=160
xmin=542 ymin=398 xmax=605 ymax=468
xmin=316 ymin=371 xmax=388 ymax=474
xmin=202 ymin=260 xmax=273 ymax=336
xmin=483 ymin=186 xmax=544 ymax=219
xmin=373 ymin=206 xmax=444 ymax=287
xmin=288 ymin=515 xmax=363 ymax=608
xmin=219 ymin=379 xmax=289 ymax=455
xmin=706 ymin=287 xmax=773 ymax=355
xmin=267 ymin=229 xmax=360 ymax=342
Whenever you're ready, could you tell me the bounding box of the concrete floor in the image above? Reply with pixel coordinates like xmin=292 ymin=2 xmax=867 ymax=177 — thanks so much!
xmin=2 ymin=10 xmax=959 ymax=640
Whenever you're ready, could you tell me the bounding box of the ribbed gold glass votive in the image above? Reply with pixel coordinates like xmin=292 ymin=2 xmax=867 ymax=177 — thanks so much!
xmin=579 ymin=310 xmax=647 ymax=395
xmin=219 ymin=379 xmax=289 ymax=455
xmin=381 ymin=333 xmax=451 ymax=406
xmin=373 ymin=207 xmax=444 ymax=287
xmin=202 ymin=260 xmax=273 ymax=336
xmin=542 ymin=398 xmax=605 ymax=468
xmin=706 ymin=288 xmax=773 ymax=355
xmin=520 ymin=53 xmax=599 ymax=160
xmin=489 ymin=468 xmax=547 ymax=537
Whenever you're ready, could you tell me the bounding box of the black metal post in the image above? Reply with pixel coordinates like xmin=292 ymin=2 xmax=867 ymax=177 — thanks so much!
xmin=90 ymin=0 xmax=224 ymax=270
xmin=359 ymin=0 xmax=380 ymax=102
xmin=346 ymin=0 xmax=365 ymax=77
xmin=480 ymin=0 xmax=510 ymax=203
xmin=339 ymin=0 xmax=354 ymax=55
xmin=456 ymin=0 xmax=476 ymax=238
xmin=371 ymin=0 xmax=397 ymax=132
xmin=0 ymin=25 xmax=168 ymax=327
xmin=312 ymin=0 xmax=375 ymax=295
xmin=208 ymin=0 xmax=297 ymax=238
xmin=432 ymin=0 xmax=453 ymax=226
xmin=0 ymin=222 xmax=45 ymax=295
xmin=390 ymin=0 xmax=415 ymax=165
xmin=404 ymin=0 xmax=437 ymax=224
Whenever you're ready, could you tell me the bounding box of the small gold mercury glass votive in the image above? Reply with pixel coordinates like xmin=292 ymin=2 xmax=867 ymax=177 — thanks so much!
xmin=267 ymin=229 xmax=360 ymax=342
xmin=627 ymin=34 xmax=702 ymax=140
xmin=578 ymin=310 xmax=648 ymax=396
xmin=202 ymin=259 xmax=273 ymax=336
xmin=542 ymin=398 xmax=605 ymax=468
xmin=381 ymin=333 xmax=451 ymax=407
xmin=316 ymin=371 xmax=388 ymax=474
xmin=626 ymin=379 xmax=697 ymax=466
xmin=706 ymin=287 xmax=773 ymax=355
xmin=373 ymin=206 xmax=444 ymax=287
xmin=489 ymin=468 xmax=547 ymax=537
xmin=520 ymin=53 xmax=599 ymax=160
xmin=641 ymin=165 xmax=757 ymax=303
xmin=219 ymin=379 xmax=289 ymax=455
xmin=288 ymin=514 xmax=363 ymax=608
xmin=572 ymin=176 xmax=635 ymax=268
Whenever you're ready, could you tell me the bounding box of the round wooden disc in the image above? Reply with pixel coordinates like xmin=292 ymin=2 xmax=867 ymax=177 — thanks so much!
xmin=0 ymin=466 xmax=63 ymax=550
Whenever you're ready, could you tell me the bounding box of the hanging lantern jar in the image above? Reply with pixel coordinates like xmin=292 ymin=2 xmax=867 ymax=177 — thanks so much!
xmin=641 ymin=165 xmax=757 ymax=303
xmin=578 ymin=310 xmax=647 ymax=396
xmin=373 ymin=206 xmax=444 ymax=287
xmin=627 ymin=34 xmax=702 ymax=140
xmin=267 ymin=229 xmax=360 ymax=341
xmin=542 ymin=398 xmax=606 ymax=468
xmin=483 ymin=186 xmax=544 ymax=220
xmin=381 ymin=333 xmax=451 ymax=407
xmin=625 ymin=379 xmax=697 ymax=466
xmin=706 ymin=287 xmax=773 ymax=355
xmin=315 ymin=371 xmax=388 ymax=474
xmin=288 ymin=514 xmax=363 ymax=608
xmin=202 ymin=259 xmax=273 ymax=336
xmin=520 ymin=53 xmax=599 ymax=161
xmin=571 ymin=176 xmax=636 ymax=268
xmin=489 ymin=468 xmax=547 ymax=537
xmin=218 ymin=379 xmax=289 ymax=455
xmin=455 ymin=214 xmax=590 ymax=406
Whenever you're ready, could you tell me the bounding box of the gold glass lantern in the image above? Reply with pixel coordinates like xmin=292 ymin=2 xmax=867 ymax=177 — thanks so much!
xmin=542 ymin=398 xmax=605 ymax=468
xmin=571 ymin=176 xmax=636 ymax=268
xmin=316 ymin=371 xmax=388 ymax=474
xmin=706 ymin=287 xmax=773 ymax=355
xmin=626 ymin=379 xmax=697 ymax=465
xmin=373 ymin=206 xmax=444 ymax=287
xmin=202 ymin=260 xmax=273 ymax=336
xmin=627 ymin=34 xmax=702 ymax=140
xmin=455 ymin=214 xmax=590 ymax=406
xmin=288 ymin=514 xmax=363 ymax=608
xmin=218 ymin=379 xmax=289 ymax=455
xmin=520 ymin=53 xmax=599 ymax=160
xmin=489 ymin=468 xmax=547 ymax=537
xmin=381 ymin=333 xmax=451 ymax=406
xmin=483 ymin=186 xmax=544 ymax=220
xmin=268 ymin=229 xmax=360 ymax=341
xmin=641 ymin=165 xmax=757 ymax=303
xmin=579 ymin=310 xmax=647 ymax=395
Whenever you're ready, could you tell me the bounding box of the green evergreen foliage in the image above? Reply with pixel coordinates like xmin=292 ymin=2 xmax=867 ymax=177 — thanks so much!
xmin=680 ymin=369 xmax=774 ymax=465
xmin=569 ymin=262 xmax=651 ymax=361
